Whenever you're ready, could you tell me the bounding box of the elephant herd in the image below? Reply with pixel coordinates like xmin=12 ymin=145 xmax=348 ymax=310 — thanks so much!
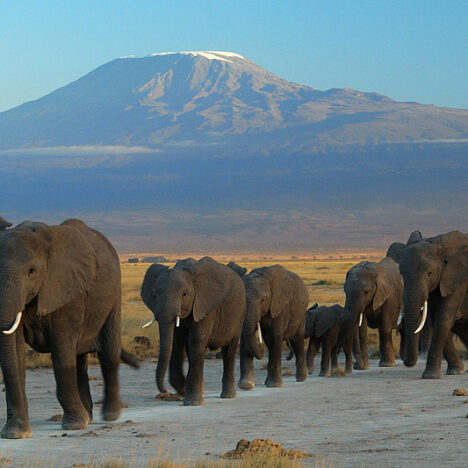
xmin=0 ymin=217 xmax=467 ymax=439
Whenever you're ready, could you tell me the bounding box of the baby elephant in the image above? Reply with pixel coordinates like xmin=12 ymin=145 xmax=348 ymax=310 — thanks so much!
xmin=304 ymin=304 xmax=354 ymax=376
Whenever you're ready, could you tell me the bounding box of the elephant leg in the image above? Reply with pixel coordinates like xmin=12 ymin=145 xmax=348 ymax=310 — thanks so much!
xmin=378 ymin=326 xmax=395 ymax=367
xmin=306 ymin=339 xmax=318 ymax=374
xmin=419 ymin=321 xmax=433 ymax=357
xmin=344 ymin=336 xmax=353 ymax=374
xmin=238 ymin=339 xmax=255 ymax=390
xmin=264 ymin=332 xmax=284 ymax=388
xmin=97 ymin=306 xmax=121 ymax=421
xmin=423 ymin=302 xmax=457 ymax=379
xmin=444 ymin=333 xmax=465 ymax=375
xmin=220 ymin=337 xmax=238 ymax=399
xmin=0 ymin=330 xmax=31 ymax=439
xmin=51 ymin=345 xmax=90 ymax=430
xmin=289 ymin=331 xmax=307 ymax=382
xmin=184 ymin=333 xmax=206 ymax=406
xmin=319 ymin=340 xmax=331 ymax=377
xmin=169 ymin=327 xmax=186 ymax=396
xmin=330 ymin=347 xmax=341 ymax=375
xmin=76 ymin=354 xmax=93 ymax=422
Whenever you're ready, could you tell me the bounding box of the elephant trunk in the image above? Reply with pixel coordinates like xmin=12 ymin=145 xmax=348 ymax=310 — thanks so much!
xmin=402 ymin=285 xmax=426 ymax=367
xmin=0 ymin=333 xmax=28 ymax=430
xmin=242 ymin=303 xmax=264 ymax=360
xmin=344 ymin=295 xmax=364 ymax=326
xmin=156 ymin=321 xmax=175 ymax=394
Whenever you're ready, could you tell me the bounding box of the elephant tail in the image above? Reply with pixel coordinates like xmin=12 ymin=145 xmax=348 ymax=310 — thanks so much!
xmin=120 ymin=349 xmax=141 ymax=368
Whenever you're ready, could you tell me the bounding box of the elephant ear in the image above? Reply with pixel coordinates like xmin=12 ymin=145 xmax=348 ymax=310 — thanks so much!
xmin=315 ymin=311 xmax=334 ymax=338
xmin=407 ymin=230 xmax=422 ymax=245
xmin=372 ymin=267 xmax=390 ymax=311
xmin=191 ymin=257 xmax=233 ymax=322
xmin=386 ymin=242 xmax=405 ymax=263
xmin=38 ymin=225 xmax=97 ymax=315
xmin=440 ymin=244 xmax=468 ymax=297
xmin=141 ymin=263 xmax=169 ymax=308
xmin=269 ymin=265 xmax=291 ymax=318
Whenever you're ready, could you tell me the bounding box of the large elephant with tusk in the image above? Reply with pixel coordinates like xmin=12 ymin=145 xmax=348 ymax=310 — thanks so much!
xmin=238 ymin=265 xmax=309 ymax=390
xmin=344 ymin=257 xmax=404 ymax=369
xmin=0 ymin=219 xmax=135 ymax=439
xmin=140 ymin=257 xmax=246 ymax=406
xmin=399 ymin=231 xmax=468 ymax=378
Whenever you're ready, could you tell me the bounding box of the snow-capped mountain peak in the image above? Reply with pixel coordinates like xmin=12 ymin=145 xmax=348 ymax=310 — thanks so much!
xmin=146 ymin=50 xmax=246 ymax=63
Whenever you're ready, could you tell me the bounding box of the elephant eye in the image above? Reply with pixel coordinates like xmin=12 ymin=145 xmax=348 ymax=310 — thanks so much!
xmin=28 ymin=267 xmax=36 ymax=275
xmin=427 ymin=271 xmax=432 ymax=276
xmin=182 ymin=292 xmax=187 ymax=297
xmin=364 ymin=290 xmax=368 ymax=294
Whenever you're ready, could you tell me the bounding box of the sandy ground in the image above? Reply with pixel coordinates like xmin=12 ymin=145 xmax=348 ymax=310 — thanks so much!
xmin=0 ymin=356 xmax=467 ymax=467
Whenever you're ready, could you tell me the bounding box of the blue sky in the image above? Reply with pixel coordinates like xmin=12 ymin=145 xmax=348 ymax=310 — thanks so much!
xmin=1 ymin=0 xmax=467 ymax=112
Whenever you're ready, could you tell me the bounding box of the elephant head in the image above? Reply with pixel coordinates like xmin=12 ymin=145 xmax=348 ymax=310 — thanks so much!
xmin=242 ymin=265 xmax=290 ymax=360
xmin=0 ymin=221 xmax=96 ymax=417
xmin=399 ymin=231 xmax=468 ymax=367
xmin=140 ymin=257 xmax=233 ymax=393
xmin=344 ymin=259 xmax=396 ymax=326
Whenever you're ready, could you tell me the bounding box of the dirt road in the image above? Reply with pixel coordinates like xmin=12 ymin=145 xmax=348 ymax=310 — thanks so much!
xmin=1 ymin=357 xmax=467 ymax=467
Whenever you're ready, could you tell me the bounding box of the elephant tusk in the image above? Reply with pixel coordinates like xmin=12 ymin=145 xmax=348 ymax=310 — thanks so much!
xmin=414 ymin=301 xmax=428 ymax=334
xmin=359 ymin=312 xmax=363 ymax=327
xmin=142 ymin=317 xmax=156 ymax=329
xmin=257 ymin=322 xmax=263 ymax=344
xmin=175 ymin=316 xmax=180 ymax=327
xmin=3 ymin=311 xmax=22 ymax=335
xmin=397 ymin=306 xmax=404 ymax=326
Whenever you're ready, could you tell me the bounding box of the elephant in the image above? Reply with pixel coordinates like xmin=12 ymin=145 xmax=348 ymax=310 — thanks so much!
xmin=301 ymin=304 xmax=354 ymax=376
xmin=344 ymin=257 xmax=403 ymax=369
xmin=238 ymin=264 xmax=309 ymax=390
xmin=0 ymin=219 xmax=134 ymax=439
xmin=386 ymin=230 xmax=433 ymax=357
xmin=227 ymin=261 xmax=247 ymax=278
xmin=399 ymin=230 xmax=468 ymax=379
xmin=140 ymin=256 xmax=246 ymax=406
xmin=0 ymin=217 xmax=12 ymax=231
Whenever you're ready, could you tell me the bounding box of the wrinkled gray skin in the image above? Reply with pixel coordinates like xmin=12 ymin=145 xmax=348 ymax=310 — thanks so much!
xmin=227 ymin=261 xmax=247 ymax=278
xmin=238 ymin=265 xmax=308 ymax=390
xmin=386 ymin=230 xmax=433 ymax=357
xmin=0 ymin=219 xmax=128 ymax=439
xmin=303 ymin=304 xmax=354 ymax=376
xmin=0 ymin=217 xmax=12 ymax=231
xmin=344 ymin=257 xmax=403 ymax=369
xmin=141 ymin=256 xmax=246 ymax=406
xmin=399 ymin=231 xmax=468 ymax=379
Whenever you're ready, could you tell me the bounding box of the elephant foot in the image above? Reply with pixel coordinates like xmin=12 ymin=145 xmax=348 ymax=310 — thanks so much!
xmin=183 ymin=396 xmax=205 ymax=406
xmin=318 ymin=371 xmax=330 ymax=377
xmin=379 ymin=360 xmax=395 ymax=367
xmin=220 ymin=390 xmax=236 ymax=399
xmin=62 ymin=413 xmax=90 ymax=430
xmin=446 ymin=364 xmax=466 ymax=375
xmin=307 ymin=367 xmax=314 ymax=375
xmin=265 ymin=375 xmax=284 ymax=388
xmin=422 ymin=368 xmax=442 ymax=379
xmin=295 ymin=367 xmax=308 ymax=382
xmin=1 ymin=420 xmax=32 ymax=439
xmin=331 ymin=367 xmax=346 ymax=377
xmin=345 ymin=368 xmax=353 ymax=375
xmin=102 ymin=402 xmax=121 ymax=422
xmin=353 ymin=361 xmax=369 ymax=370
xmin=238 ymin=379 xmax=255 ymax=390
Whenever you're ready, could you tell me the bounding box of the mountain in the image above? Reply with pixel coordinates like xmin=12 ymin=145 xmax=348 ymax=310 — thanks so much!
xmin=0 ymin=52 xmax=467 ymax=252
xmin=1 ymin=51 xmax=468 ymax=152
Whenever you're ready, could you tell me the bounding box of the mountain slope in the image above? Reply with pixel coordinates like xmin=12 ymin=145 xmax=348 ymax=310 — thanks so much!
xmin=1 ymin=51 xmax=468 ymax=152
